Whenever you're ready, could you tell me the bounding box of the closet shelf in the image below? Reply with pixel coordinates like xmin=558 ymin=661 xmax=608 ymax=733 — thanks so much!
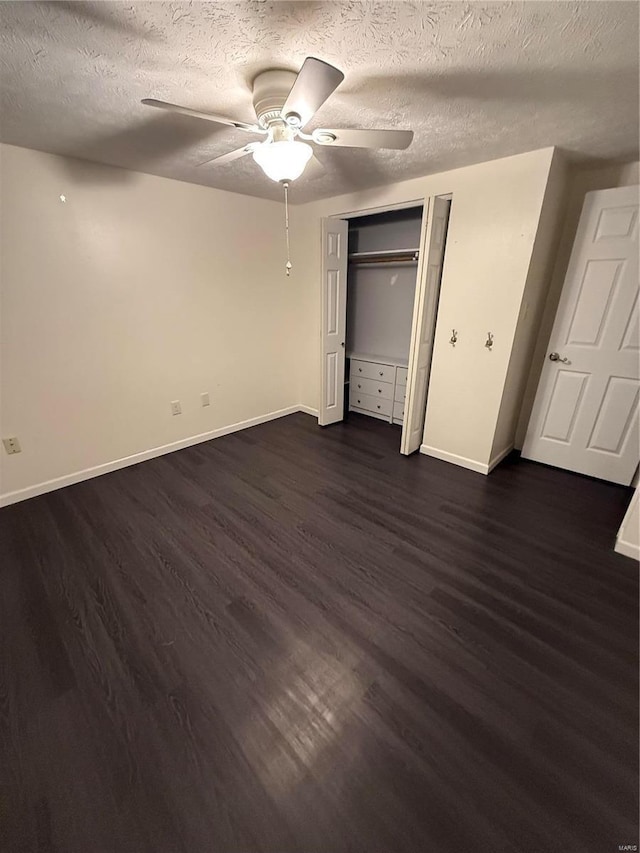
xmin=348 ymin=248 xmax=419 ymax=266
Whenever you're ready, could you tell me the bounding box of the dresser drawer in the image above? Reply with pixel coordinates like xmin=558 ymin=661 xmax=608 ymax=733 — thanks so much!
xmin=396 ymin=367 xmax=408 ymax=387
xmin=351 ymin=376 xmax=393 ymax=400
xmin=394 ymin=384 xmax=407 ymax=403
xmin=350 ymin=360 xmax=395 ymax=383
xmin=350 ymin=390 xmax=392 ymax=417
xmin=393 ymin=401 xmax=405 ymax=422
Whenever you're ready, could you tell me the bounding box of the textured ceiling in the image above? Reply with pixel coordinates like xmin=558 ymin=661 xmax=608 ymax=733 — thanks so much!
xmin=1 ymin=1 xmax=638 ymax=203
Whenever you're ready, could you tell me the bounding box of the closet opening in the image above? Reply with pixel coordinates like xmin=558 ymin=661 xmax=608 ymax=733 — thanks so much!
xmin=320 ymin=195 xmax=452 ymax=457
xmin=345 ymin=206 xmax=423 ymax=446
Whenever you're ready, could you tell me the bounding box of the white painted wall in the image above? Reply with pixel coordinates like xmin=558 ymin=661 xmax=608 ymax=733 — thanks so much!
xmin=615 ymin=488 xmax=639 ymax=561
xmin=296 ymin=147 xmax=557 ymax=470
xmin=516 ymin=159 xmax=640 ymax=447
xmin=0 ymin=144 xmax=297 ymax=504
xmin=3 ymin=141 xmax=635 ymax=518
xmin=491 ymin=149 xmax=568 ymax=461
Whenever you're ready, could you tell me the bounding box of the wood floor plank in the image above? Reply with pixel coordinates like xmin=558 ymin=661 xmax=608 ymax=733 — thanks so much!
xmin=0 ymin=412 xmax=637 ymax=853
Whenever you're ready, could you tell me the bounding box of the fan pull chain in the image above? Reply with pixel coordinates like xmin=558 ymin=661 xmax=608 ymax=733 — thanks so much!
xmin=283 ymin=181 xmax=292 ymax=276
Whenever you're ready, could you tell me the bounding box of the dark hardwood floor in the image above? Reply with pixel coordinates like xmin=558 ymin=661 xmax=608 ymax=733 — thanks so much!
xmin=1 ymin=412 xmax=637 ymax=853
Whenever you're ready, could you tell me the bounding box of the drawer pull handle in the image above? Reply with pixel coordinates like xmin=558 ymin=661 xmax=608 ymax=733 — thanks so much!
xmin=378 ymin=389 xmax=382 ymax=393
xmin=357 ymin=384 xmax=361 ymax=388
xmin=379 ymin=371 xmax=384 ymax=376
xmin=377 ymin=405 xmax=381 ymax=409
xmin=357 ymin=399 xmax=361 ymax=404
xmin=358 ymin=368 xmax=363 ymax=372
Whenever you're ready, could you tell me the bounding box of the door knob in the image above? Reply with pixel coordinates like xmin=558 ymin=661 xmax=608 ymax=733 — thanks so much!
xmin=549 ymin=352 xmax=569 ymax=363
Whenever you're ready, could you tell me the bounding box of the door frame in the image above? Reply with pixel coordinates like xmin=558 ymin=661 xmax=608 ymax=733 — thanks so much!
xmin=319 ymin=192 xmax=452 ymax=450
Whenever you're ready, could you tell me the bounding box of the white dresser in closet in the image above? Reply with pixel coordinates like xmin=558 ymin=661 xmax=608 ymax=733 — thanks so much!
xmin=349 ymin=353 xmax=408 ymax=425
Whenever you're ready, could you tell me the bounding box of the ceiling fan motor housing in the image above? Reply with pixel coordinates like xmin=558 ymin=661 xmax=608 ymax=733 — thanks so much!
xmin=252 ymin=69 xmax=298 ymax=128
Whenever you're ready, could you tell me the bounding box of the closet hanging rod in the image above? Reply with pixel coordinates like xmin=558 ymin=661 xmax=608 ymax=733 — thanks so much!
xmin=350 ymin=257 xmax=418 ymax=266
xmin=348 ymin=248 xmax=420 ymax=265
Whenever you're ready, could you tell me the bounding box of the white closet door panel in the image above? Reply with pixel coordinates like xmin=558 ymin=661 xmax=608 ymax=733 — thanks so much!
xmin=401 ymin=197 xmax=450 ymax=455
xmin=319 ymin=218 xmax=348 ymax=425
xmin=620 ymin=293 xmax=639 ymax=351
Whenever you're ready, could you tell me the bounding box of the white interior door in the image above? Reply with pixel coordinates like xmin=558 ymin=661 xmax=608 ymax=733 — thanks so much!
xmin=319 ymin=218 xmax=348 ymax=426
xmin=522 ymin=185 xmax=639 ymax=485
xmin=401 ymin=197 xmax=451 ymax=455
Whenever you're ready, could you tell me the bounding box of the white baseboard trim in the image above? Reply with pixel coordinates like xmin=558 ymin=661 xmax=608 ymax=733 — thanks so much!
xmin=419 ymin=443 xmax=514 ymax=475
xmin=614 ymin=537 xmax=640 ymax=561
xmin=0 ymin=405 xmax=309 ymax=508
xmin=419 ymin=444 xmax=489 ymax=475
xmin=488 ymin=444 xmax=514 ymax=473
xmin=297 ymin=405 xmax=319 ymax=417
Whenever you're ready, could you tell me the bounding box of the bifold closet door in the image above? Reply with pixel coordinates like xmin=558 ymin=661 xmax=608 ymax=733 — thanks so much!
xmin=319 ymin=218 xmax=348 ymax=426
xmin=401 ymin=196 xmax=450 ymax=455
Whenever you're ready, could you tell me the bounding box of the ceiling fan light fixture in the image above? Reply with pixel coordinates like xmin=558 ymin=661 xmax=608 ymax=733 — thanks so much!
xmin=252 ymin=140 xmax=313 ymax=182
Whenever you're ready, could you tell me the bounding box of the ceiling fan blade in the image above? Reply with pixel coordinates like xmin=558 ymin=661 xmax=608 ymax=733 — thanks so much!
xmin=198 ymin=143 xmax=261 ymax=167
xmin=281 ymin=57 xmax=344 ymax=128
xmin=313 ymin=127 xmax=414 ymax=150
xmin=141 ymin=99 xmax=265 ymax=134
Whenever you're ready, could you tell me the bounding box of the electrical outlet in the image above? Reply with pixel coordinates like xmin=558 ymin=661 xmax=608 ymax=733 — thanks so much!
xmin=201 ymin=392 xmax=210 ymax=407
xmin=171 ymin=400 xmax=182 ymax=416
xmin=3 ymin=437 xmax=21 ymax=454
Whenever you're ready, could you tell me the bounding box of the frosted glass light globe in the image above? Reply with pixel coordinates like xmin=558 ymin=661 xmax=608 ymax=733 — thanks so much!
xmin=253 ymin=140 xmax=313 ymax=182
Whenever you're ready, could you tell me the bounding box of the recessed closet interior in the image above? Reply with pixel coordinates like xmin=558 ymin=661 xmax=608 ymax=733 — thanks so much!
xmin=345 ymin=206 xmax=423 ymax=439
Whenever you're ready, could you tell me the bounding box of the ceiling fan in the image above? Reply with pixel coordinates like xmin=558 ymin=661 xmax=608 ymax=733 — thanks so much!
xmin=142 ymin=57 xmax=414 ymax=183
